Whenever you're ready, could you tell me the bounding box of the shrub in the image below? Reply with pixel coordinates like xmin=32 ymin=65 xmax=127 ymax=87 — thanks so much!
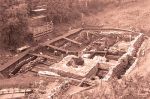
xmin=0 ymin=1 xmax=29 ymax=49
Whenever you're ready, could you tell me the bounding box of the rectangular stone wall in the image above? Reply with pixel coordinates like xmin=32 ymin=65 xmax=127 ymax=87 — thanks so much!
xmin=49 ymin=67 xmax=84 ymax=80
xmin=103 ymin=33 xmax=144 ymax=80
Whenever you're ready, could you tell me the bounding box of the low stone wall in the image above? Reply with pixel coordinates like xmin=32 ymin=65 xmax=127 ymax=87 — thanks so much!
xmin=125 ymin=58 xmax=138 ymax=75
xmin=127 ymin=33 xmax=144 ymax=57
xmin=49 ymin=67 xmax=84 ymax=80
xmin=111 ymin=53 xmax=129 ymax=78
xmin=49 ymin=65 xmax=98 ymax=80
xmin=103 ymin=33 xmax=144 ymax=80
xmin=48 ymin=80 xmax=70 ymax=99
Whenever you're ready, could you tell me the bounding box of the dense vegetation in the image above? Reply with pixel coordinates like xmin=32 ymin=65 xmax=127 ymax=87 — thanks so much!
xmin=0 ymin=0 xmax=114 ymax=49
xmin=29 ymin=0 xmax=106 ymax=24
xmin=46 ymin=0 xmax=107 ymax=24
xmin=0 ymin=0 xmax=29 ymax=50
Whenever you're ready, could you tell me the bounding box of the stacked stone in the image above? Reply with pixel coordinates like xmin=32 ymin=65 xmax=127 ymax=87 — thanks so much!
xmin=104 ymin=33 xmax=144 ymax=80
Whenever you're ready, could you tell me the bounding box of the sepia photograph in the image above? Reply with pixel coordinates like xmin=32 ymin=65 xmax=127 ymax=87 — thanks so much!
xmin=0 ymin=0 xmax=150 ymax=99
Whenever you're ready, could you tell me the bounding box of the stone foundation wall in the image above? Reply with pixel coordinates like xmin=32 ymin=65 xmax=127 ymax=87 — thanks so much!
xmin=49 ymin=65 xmax=98 ymax=80
xmin=111 ymin=53 xmax=129 ymax=78
xmin=49 ymin=67 xmax=84 ymax=80
xmin=104 ymin=33 xmax=144 ymax=80
xmin=48 ymin=80 xmax=70 ymax=98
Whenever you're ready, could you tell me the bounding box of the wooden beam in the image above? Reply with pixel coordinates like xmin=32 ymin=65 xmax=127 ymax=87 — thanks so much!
xmin=83 ymin=51 xmax=124 ymax=56
xmin=84 ymin=28 xmax=136 ymax=34
xmin=106 ymin=55 xmax=120 ymax=60
xmin=78 ymin=78 xmax=87 ymax=86
xmin=46 ymin=45 xmax=78 ymax=54
xmin=63 ymin=37 xmax=82 ymax=45
xmin=29 ymin=53 xmax=58 ymax=60
xmin=47 ymin=45 xmax=67 ymax=53
xmin=42 ymin=28 xmax=82 ymax=46
xmin=83 ymin=51 xmax=106 ymax=54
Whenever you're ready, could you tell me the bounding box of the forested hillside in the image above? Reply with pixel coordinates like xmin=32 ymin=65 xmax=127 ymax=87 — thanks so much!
xmin=0 ymin=0 xmax=122 ymax=49
xmin=0 ymin=0 xmax=29 ymax=49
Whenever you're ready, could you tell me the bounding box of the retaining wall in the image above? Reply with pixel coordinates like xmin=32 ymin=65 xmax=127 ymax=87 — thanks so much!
xmin=103 ymin=33 xmax=144 ymax=80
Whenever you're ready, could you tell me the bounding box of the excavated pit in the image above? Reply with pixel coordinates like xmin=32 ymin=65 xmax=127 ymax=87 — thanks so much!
xmin=0 ymin=29 xmax=144 ymax=79
xmin=0 ymin=28 xmax=145 ymax=98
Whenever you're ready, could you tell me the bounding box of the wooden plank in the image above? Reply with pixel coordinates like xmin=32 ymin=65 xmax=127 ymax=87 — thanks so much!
xmin=29 ymin=53 xmax=57 ymax=60
xmin=83 ymin=51 xmax=123 ymax=56
xmin=63 ymin=37 xmax=82 ymax=45
xmin=106 ymin=55 xmax=120 ymax=60
xmin=47 ymin=45 xmax=67 ymax=53
xmin=42 ymin=28 xmax=83 ymax=46
xmin=83 ymin=28 xmax=137 ymax=35
xmin=46 ymin=45 xmax=78 ymax=54
xmin=78 ymin=78 xmax=87 ymax=86
xmin=83 ymin=51 xmax=106 ymax=54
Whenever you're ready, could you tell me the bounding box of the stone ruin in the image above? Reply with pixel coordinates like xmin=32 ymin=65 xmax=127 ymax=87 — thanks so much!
xmin=46 ymin=31 xmax=144 ymax=81
xmin=40 ymin=31 xmax=145 ymax=98
xmin=49 ymin=55 xmax=98 ymax=80
xmin=0 ymin=28 xmax=145 ymax=98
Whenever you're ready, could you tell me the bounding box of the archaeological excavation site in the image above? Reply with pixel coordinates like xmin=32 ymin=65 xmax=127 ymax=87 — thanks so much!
xmin=0 ymin=27 xmax=146 ymax=98
xmin=1 ymin=0 xmax=150 ymax=99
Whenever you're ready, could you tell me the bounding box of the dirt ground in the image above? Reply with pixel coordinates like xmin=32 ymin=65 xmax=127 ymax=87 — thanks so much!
xmin=80 ymin=0 xmax=150 ymax=78
xmin=0 ymin=0 xmax=150 ymax=93
xmin=83 ymin=0 xmax=150 ymax=32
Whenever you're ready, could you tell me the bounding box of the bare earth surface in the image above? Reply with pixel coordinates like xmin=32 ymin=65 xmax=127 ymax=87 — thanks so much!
xmin=84 ymin=0 xmax=150 ymax=32
xmin=82 ymin=0 xmax=150 ymax=77
xmin=0 ymin=0 xmax=150 ymax=91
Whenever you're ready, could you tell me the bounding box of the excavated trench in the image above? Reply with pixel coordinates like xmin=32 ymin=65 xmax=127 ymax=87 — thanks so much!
xmin=0 ymin=28 xmax=144 ymax=82
xmin=0 ymin=28 xmax=145 ymax=99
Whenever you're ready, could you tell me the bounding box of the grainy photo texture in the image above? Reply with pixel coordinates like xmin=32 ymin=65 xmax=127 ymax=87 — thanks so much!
xmin=0 ymin=0 xmax=150 ymax=99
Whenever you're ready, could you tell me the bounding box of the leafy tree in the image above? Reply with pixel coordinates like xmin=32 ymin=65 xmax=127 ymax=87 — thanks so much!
xmin=0 ymin=1 xmax=29 ymax=50
xmin=47 ymin=0 xmax=81 ymax=24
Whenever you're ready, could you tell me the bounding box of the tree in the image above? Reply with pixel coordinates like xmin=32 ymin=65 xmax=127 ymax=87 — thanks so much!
xmin=0 ymin=0 xmax=29 ymax=50
xmin=47 ymin=0 xmax=81 ymax=24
